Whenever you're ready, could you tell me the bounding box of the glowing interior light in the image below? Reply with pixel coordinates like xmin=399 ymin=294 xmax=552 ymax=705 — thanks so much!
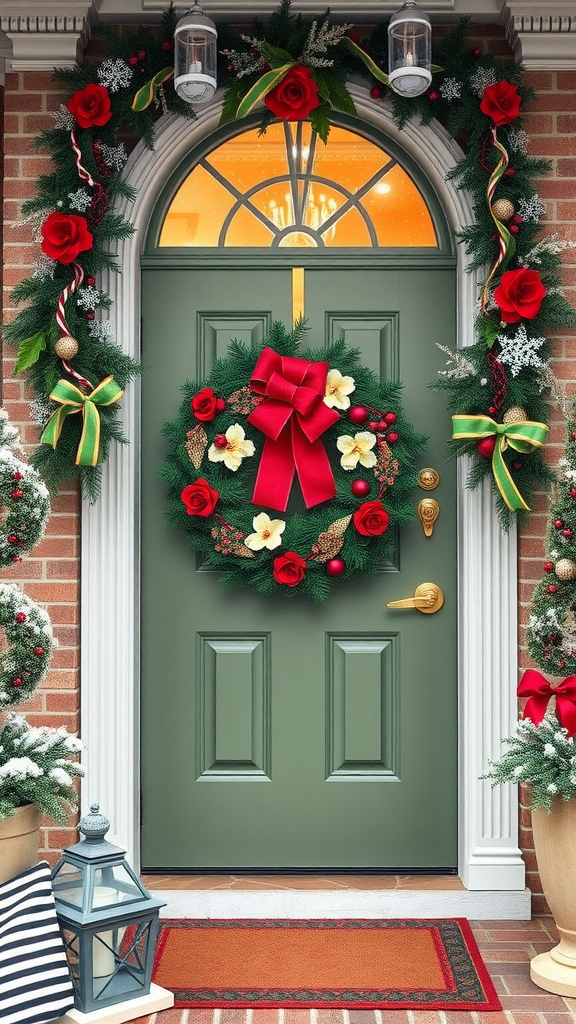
xmin=376 ymin=182 xmax=391 ymax=194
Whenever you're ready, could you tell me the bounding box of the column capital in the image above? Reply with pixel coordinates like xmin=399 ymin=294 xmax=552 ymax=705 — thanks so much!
xmin=502 ymin=2 xmax=576 ymax=68
xmin=0 ymin=0 xmax=101 ymax=70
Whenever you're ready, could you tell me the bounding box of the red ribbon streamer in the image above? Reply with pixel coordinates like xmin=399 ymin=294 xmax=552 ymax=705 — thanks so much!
xmin=248 ymin=348 xmax=339 ymax=512
xmin=518 ymin=669 xmax=576 ymax=736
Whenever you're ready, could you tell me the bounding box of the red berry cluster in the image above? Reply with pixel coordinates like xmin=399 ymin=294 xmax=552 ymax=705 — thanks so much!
xmin=348 ymin=405 xmax=398 ymax=444
xmin=129 ymin=49 xmax=148 ymax=73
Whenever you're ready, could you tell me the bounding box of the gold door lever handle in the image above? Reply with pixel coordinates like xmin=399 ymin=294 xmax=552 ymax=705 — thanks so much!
xmin=387 ymin=583 xmax=444 ymax=614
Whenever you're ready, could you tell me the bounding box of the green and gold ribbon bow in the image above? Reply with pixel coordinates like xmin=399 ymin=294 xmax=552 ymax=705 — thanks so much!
xmin=41 ymin=376 xmax=124 ymax=467
xmin=452 ymin=413 xmax=549 ymax=511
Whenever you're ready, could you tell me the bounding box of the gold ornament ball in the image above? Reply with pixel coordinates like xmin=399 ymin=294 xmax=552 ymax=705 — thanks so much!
xmin=503 ymin=406 xmax=528 ymax=425
xmin=491 ymin=198 xmax=515 ymax=223
xmin=54 ymin=335 xmax=79 ymax=361
xmin=555 ymin=558 xmax=576 ymax=581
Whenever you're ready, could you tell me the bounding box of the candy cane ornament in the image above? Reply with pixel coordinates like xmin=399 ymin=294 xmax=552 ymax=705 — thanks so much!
xmin=55 ymin=260 xmax=93 ymax=391
xmin=481 ymin=127 xmax=515 ymax=316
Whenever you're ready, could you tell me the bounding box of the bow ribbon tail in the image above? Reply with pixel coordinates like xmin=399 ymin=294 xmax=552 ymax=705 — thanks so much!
xmin=41 ymin=402 xmax=82 ymax=450
xmin=292 ymin=419 xmax=337 ymax=508
xmin=251 ymin=425 xmax=295 ymax=512
xmin=556 ymin=687 xmax=576 ymax=736
xmin=492 ymin=436 xmax=530 ymax=511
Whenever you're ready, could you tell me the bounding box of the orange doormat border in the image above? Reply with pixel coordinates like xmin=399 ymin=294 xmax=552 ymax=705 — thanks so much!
xmin=152 ymin=918 xmax=501 ymax=1011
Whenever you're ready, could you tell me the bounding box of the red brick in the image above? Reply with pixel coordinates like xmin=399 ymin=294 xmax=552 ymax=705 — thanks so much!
xmin=557 ymin=72 xmax=576 ymax=90
xmin=4 ymin=92 xmax=45 ymax=113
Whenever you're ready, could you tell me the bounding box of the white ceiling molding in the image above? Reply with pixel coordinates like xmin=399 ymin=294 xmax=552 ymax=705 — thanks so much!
xmin=503 ymin=3 xmax=576 ymax=68
xmin=0 ymin=1 xmax=101 ymax=70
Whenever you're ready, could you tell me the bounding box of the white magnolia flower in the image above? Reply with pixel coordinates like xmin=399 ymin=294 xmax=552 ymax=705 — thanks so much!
xmin=208 ymin=423 xmax=255 ymax=471
xmin=324 ymin=368 xmax=356 ymax=410
xmin=244 ymin=512 xmax=286 ymax=551
xmin=336 ymin=431 xmax=377 ymax=470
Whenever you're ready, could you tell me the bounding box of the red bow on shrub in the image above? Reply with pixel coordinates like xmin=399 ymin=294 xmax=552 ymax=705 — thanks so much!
xmin=248 ymin=347 xmax=339 ymax=512
xmin=517 ymin=669 xmax=576 ymax=736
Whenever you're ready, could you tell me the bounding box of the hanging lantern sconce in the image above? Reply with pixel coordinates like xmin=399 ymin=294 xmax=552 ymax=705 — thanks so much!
xmin=388 ymin=1 xmax=432 ymax=98
xmin=174 ymin=4 xmax=218 ymax=106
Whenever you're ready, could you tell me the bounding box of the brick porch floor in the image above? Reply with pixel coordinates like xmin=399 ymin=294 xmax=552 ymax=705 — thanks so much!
xmin=130 ymin=917 xmax=576 ymax=1024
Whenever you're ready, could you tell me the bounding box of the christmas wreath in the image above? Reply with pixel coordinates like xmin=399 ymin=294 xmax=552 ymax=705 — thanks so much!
xmin=5 ymin=3 xmax=575 ymax=528
xmin=162 ymin=322 xmax=426 ymax=601
xmin=0 ymin=411 xmax=50 ymax=568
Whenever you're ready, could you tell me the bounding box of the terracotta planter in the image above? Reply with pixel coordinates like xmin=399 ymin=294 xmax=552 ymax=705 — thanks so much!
xmin=0 ymin=803 xmax=42 ymax=885
xmin=531 ymin=799 xmax=576 ymax=996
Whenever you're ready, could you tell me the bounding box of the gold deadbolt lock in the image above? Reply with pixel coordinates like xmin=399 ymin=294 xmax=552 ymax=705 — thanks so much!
xmin=418 ymin=467 xmax=440 ymax=490
xmin=418 ymin=498 xmax=440 ymax=538
xmin=387 ymin=582 xmax=444 ymax=615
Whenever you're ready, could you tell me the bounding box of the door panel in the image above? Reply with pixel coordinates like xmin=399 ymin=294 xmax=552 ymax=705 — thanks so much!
xmin=140 ymin=265 xmax=457 ymax=870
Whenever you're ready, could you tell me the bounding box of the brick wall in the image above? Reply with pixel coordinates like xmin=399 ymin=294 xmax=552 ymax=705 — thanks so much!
xmin=1 ymin=30 xmax=575 ymax=899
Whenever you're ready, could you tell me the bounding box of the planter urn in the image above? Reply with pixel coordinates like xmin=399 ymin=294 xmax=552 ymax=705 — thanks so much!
xmin=0 ymin=803 xmax=42 ymax=885
xmin=531 ymin=799 xmax=576 ymax=996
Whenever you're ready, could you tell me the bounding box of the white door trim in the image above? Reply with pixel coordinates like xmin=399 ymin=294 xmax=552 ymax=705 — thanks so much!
xmin=81 ymin=87 xmax=527 ymax=904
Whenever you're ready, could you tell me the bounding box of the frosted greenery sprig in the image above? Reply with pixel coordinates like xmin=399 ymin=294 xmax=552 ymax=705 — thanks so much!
xmin=483 ymin=713 xmax=576 ymax=811
xmin=0 ymin=714 xmax=84 ymax=823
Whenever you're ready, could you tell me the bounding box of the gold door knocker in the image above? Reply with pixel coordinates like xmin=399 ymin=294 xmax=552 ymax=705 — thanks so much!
xmin=418 ymin=468 xmax=440 ymax=490
xmin=387 ymin=583 xmax=445 ymax=614
xmin=418 ymin=498 xmax=440 ymax=538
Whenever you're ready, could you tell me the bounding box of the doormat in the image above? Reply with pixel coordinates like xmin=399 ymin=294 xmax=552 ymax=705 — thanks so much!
xmin=152 ymin=918 xmax=501 ymax=1010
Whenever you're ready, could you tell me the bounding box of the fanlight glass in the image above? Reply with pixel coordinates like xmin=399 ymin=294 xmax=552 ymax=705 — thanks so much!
xmin=159 ymin=122 xmax=437 ymax=249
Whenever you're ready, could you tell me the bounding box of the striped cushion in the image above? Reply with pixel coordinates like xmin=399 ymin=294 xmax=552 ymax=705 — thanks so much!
xmin=0 ymin=860 xmax=74 ymax=1024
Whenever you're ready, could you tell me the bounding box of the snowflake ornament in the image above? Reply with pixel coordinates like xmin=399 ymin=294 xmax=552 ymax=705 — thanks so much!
xmin=99 ymin=142 xmax=128 ymax=171
xmin=507 ymin=127 xmax=529 ymax=154
xmin=32 ymin=254 xmax=56 ymax=280
xmin=497 ymin=324 xmax=546 ymax=377
xmin=88 ymin=320 xmax=114 ymax=343
xmin=29 ymin=398 xmax=56 ymax=428
xmin=518 ymin=194 xmax=547 ymax=223
xmin=440 ymin=77 xmax=462 ymax=101
xmin=50 ymin=104 xmax=75 ymax=130
xmin=76 ymin=286 xmax=102 ymax=312
xmin=68 ymin=188 xmax=92 ymax=213
xmin=97 ymin=58 xmax=133 ymax=94
xmin=469 ymin=66 xmax=497 ymax=97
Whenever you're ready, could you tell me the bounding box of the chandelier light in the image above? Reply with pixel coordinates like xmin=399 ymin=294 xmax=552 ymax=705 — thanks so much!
xmin=387 ymin=1 xmax=432 ymax=98
xmin=174 ymin=4 xmax=218 ymax=105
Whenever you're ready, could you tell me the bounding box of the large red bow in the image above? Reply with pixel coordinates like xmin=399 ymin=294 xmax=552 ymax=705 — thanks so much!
xmin=518 ymin=669 xmax=576 ymax=736
xmin=248 ymin=347 xmax=340 ymax=511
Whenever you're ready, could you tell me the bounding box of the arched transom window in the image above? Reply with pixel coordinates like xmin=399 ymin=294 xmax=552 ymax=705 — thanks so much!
xmin=159 ymin=121 xmax=438 ymax=249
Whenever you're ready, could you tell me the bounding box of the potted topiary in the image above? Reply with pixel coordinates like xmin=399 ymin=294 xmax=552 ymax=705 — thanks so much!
xmin=0 ymin=410 xmax=84 ymax=884
xmin=486 ymin=406 xmax=576 ymax=997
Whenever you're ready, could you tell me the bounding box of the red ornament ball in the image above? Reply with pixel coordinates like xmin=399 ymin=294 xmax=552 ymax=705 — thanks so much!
xmin=8 ymin=535 xmax=17 ymax=544
xmin=11 ymin=490 xmax=23 ymax=499
xmin=137 ymin=50 xmax=146 ymax=59
xmin=384 ymin=412 xmax=396 ymax=424
xmin=370 ymin=86 xmax=382 ymax=99
xmin=34 ymin=647 xmax=44 ymax=656
xmin=547 ymin=584 xmax=558 ymax=593
xmin=512 ymin=215 xmax=523 ymax=224
xmin=509 ymin=224 xmax=519 ymax=234
xmin=571 ymin=488 xmax=576 ymax=498
xmin=369 ymin=421 xmax=378 ymax=431
xmin=86 ymin=312 xmax=95 ymax=320
xmin=554 ymin=519 xmax=564 ymax=529
xmin=214 ymin=434 xmax=228 ymax=448
xmin=477 ymin=437 xmax=496 ymax=457
xmin=216 ymin=398 xmax=226 ymax=412
xmin=488 ymin=406 xmax=497 ymax=415
xmin=15 ymin=612 xmax=26 ymax=623
xmin=572 ymin=432 xmax=576 ymax=440
xmin=13 ymin=472 xmax=22 ymax=481
xmin=128 ymin=55 xmax=138 ymax=65
xmin=544 ymin=561 xmax=554 ymax=572
xmin=472 ymin=46 xmax=482 ymax=56
xmin=428 ymin=89 xmax=440 ymax=101
xmin=564 ymin=529 xmax=572 ymax=537
xmin=387 ymin=431 xmax=399 ymax=443
xmin=161 ymin=39 xmax=173 ymax=50
xmin=351 ymin=479 xmax=371 ymax=498
xmin=87 ymin=276 xmax=96 ymax=286
xmin=504 ymin=167 xmax=516 ymax=177
xmin=12 ymin=678 xmax=22 ymax=688
xmin=349 ymin=405 xmax=369 ymax=425
xmin=378 ymin=420 xmax=387 ymax=431
xmin=326 ymin=558 xmax=346 ymax=577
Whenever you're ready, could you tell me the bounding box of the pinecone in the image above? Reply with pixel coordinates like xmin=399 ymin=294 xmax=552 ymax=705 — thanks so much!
xmin=185 ymin=424 xmax=208 ymax=469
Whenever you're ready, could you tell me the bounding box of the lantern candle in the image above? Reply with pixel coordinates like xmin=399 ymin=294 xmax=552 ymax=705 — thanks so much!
xmin=92 ymin=886 xmax=117 ymax=978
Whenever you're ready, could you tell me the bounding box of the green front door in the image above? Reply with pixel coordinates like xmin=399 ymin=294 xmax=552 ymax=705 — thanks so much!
xmin=140 ymin=264 xmax=457 ymax=870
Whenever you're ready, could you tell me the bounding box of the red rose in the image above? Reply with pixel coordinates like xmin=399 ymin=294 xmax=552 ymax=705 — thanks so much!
xmin=67 ymin=83 xmax=112 ymax=129
xmin=493 ymin=267 xmax=547 ymax=324
xmin=40 ymin=212 xmax=93 ymax=264
xmin=479 ymin=81 xmax=521 ymax=127
xmin=181 ymin=478 xmax=219 ymax=518
xmin=191 ymin=387 xmax=222 ymax=422
xmin=273 ymin=550 xmax=307 ymax=587
xmin=353 ymin=500 xmax=390 ymax=537
xmin=264 ymin=65 xmax=320 ymax=121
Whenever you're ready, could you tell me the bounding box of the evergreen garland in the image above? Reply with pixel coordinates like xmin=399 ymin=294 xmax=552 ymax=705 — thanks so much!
xmin=5 ymin=3 xmax=575 ymax=526
xmin=162 ymin=321 xmax=426 ymax=602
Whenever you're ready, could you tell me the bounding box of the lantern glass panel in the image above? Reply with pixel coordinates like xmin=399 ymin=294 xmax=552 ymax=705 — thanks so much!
xmin=175 ymin=29 xmax=217 ymax=102
xmin=389 ymin=20 xmax=431 ymax=73
xmin=91 ymin=864 xmax=145 ymax=909
xmin=92 ymin=920 xmax=153 ymax=1002
xmin=52 ymin=861 xmax=87 ymax=908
